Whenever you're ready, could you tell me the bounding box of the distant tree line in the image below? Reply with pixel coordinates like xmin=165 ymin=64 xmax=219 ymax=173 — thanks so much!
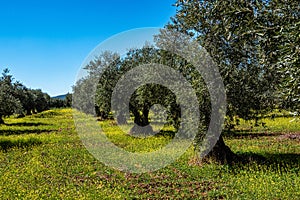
xmin=50 ymin=94 xmax=72 ymax=109
xmin=0 ymin=68 xmax=72 ymax=124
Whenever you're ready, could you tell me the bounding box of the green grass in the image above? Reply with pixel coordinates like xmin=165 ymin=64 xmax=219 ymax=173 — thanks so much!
xmin=236 ymin=117 xmax=300 ymax=133
xmin=0 ymin=109 xmax=299 ymax=199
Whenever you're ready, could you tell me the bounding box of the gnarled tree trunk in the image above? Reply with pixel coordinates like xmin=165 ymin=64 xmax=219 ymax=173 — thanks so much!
xmin=0 ymin=116 xmax=4 ymax=124
xmin=129 ymin=106 xmax=154 ymax=136
xmin=203 ymin=135 xmax=238 ymax=164
xmin=116 ymin=113 xmax=127 ymax=125
xmin=26 ymin=109 xmax=32 ymax=115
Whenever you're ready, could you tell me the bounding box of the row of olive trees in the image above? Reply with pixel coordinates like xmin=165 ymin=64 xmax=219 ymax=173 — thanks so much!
xmin=73 ymin=0 xmax=299 ymax=163
xmin=72 ymin=47 xmax=196 ymax=135
xmin=0 ymin=69 xmax=71 ymax=124
xmin=73 ymin=48 xmax=183 ymax=130
xmin=50 ymin=93 xmax=72 ymax=109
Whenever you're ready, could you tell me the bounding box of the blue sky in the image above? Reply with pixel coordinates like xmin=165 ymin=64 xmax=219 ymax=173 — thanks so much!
xmin=0 ymin=0 xmax=176 ymax=96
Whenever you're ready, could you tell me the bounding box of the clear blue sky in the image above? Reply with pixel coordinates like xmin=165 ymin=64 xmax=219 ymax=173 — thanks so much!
xmin=0 ymin=0 xmax=176 ymax=96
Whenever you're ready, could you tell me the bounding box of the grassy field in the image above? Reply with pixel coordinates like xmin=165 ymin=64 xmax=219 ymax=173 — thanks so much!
xmin=0 ymin=109 xmax=299 ymax=199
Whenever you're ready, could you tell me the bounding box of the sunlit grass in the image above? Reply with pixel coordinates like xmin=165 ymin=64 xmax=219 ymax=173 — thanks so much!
xmin=0 ymin=108 xmax=299 ymax=199
xmin=99 ymin=120 xmax=175 ymax=153
xmin=235 ymin=114 xmax=300 ymax=133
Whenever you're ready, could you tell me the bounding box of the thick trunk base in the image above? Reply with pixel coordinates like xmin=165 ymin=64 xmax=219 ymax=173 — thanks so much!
xmin=0 ymin=117 xmax=4 ymax=125
xmin=17 ymin=114 xmax=25 ymax=118
xmin=202 ymin=135 xmax=238 ymax=164
xmin=26 ymin=110 xmax=32 ymax=116
xmin=129 ymin=124 xmax=155 ymax=138
xmin=116 ymin=114 xmax=127 ymax=125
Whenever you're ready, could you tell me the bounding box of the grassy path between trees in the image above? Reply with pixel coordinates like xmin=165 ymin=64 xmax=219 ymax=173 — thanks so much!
xmin=0 ymin=109 xmax=299 ymax=199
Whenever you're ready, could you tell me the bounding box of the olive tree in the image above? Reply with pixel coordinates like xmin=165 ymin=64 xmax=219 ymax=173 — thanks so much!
xmin=167 ymin=0 xmax=297 ymax=163
xmin=0 ymin=69 xmax=22 ymax=124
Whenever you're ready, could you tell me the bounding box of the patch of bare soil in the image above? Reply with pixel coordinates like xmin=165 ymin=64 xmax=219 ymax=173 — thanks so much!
xmin=278 ymin=132 xmax=300 ymax=141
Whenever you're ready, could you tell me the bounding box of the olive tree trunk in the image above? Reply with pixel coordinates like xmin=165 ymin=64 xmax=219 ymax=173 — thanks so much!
xmin=129 ymin=107 xmax=154 ymax=136
xmin=203 ymin=135 xmax=238 ymax=164
xmin=0 ymin=116 xmax=4 ymax=124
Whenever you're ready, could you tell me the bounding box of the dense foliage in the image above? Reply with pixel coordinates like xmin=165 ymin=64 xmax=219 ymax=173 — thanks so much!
xmin=73 ymin=49 xmax=179 ymax=128
xmin=0 ymin=69 xmax=22 ymax=123
xmin=0 ymin=69 xmax=71 ymax=123
xmin=169 ymin=0 xmax=299 ymax=121
xmin=73 ymin=0 xmax=299 ymax=162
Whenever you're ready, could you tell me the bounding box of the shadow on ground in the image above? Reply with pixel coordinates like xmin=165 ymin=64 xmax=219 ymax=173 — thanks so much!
xmin=155 ymin=130 xmax=175 ymax=138
xmin=223 ymin=130 xmax=282 ymax=139
xmin=0 ymin=138 xmax=42 ymax=151
xmin=0 ymin=129 xmax=54 ymax=136
xmin=229 ymin=152 xmax=300 ymax=172
xmin=3 ymin=122 xmax=50 ymax=127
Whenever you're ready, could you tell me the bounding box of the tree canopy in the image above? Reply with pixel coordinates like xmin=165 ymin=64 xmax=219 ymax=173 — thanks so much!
xmin=0 ymin=69 xmax=22 ymax=123
xmin=73 ymin=0 xmax=299 ymax=163
xmin=0 ymin=68 xmax=70 ymax=124
xmin=169 ymin=0 xmax=299 ymax=116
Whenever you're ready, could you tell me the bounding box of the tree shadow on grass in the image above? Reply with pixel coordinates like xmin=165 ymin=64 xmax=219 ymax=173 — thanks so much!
xmin=4 ymin=122 xmax=51 ymax=127
xmin=0 ymin=129 xmax=54 ymax=136
xmin=223 ymin=130 xmax=282 ymax=139
xmin=229 ymin=152 xmax=300 ymax=172
xmin=0 ymin=138 xmax=42 ymax=152
xmin=155 ymin=130 xmax=176 ymax=138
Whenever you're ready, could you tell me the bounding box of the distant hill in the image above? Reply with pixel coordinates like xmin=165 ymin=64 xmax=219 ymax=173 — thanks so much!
xmin=52 ymin=94 xmax=67 ymax=100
